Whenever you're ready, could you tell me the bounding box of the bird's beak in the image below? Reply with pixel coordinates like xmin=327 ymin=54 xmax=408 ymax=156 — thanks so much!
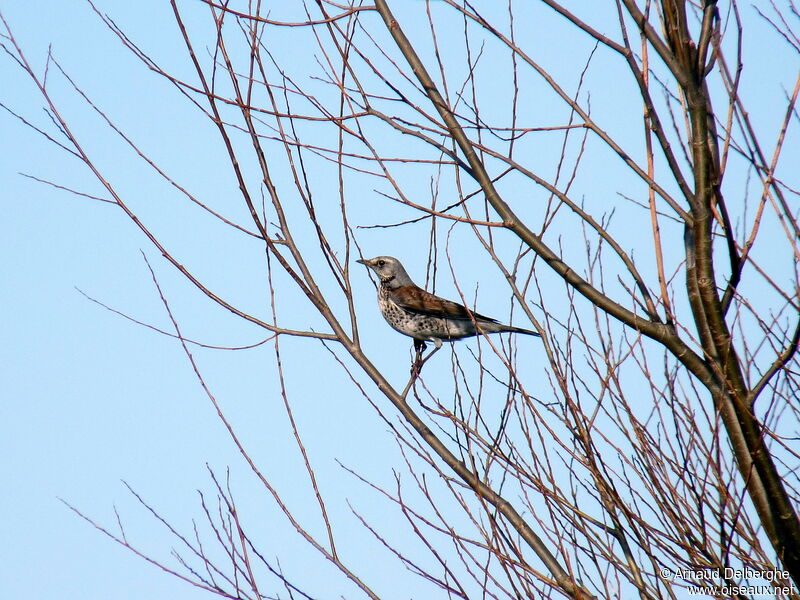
xmin=356 ymin=258 xmax=367 ymax=265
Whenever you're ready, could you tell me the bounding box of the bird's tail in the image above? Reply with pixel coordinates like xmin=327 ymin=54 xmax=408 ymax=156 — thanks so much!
xmin=504 ymin=325 xmax=541 ymax=337
xmin=479 ymin=321 xmax=541 ymax=337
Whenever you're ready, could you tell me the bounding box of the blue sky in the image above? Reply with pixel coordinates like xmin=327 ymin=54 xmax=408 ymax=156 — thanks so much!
xmin=2 ymin=1 xmax=798 ymax=599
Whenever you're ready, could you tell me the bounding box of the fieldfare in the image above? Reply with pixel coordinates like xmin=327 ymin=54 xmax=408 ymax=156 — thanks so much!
xmin=357 ymin=256 xmax=540 ymax=356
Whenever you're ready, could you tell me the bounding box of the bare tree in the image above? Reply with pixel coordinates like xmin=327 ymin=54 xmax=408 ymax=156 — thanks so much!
xmin=3 ymin=1 xmax=799 ymax=598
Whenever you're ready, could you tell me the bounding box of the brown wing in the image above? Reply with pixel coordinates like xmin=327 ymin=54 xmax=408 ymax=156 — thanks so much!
xmin=388 ymin=285 xmax=498 ymax=323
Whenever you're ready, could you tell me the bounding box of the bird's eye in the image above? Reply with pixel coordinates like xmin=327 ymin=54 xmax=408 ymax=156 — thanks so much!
xmin=378 ymin=260 xmax=385 ymax=267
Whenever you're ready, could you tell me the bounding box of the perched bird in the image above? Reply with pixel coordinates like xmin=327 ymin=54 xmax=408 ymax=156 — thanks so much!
xmin=357 ymin=256 xmax=540 ymax=352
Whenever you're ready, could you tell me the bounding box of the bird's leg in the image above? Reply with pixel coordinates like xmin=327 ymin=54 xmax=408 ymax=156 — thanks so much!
xmin=418 ymin=340 xmax=441 ymax=371
xmin=401 ymin=339 xmax=433 ymax=398
xmin=411 ymin=338 xmax=442 ymax=377
xmin=411 ymin=339 xmax=427 ymax=377
xmin=402 ymin=339 xmax=443 ymax=398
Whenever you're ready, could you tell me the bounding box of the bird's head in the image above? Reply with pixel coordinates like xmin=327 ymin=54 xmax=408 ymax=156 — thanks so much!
xmin=356 ymin=256 xmax=413 ymax=287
